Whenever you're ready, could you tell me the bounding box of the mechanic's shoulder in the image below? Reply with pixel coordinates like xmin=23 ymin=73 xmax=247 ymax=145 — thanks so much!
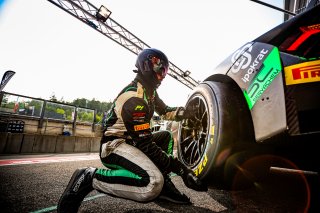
xmin=125 ymin=81 xmax=138 ymax=92
xmin=118 ymin=81 xmax=138 ymax=95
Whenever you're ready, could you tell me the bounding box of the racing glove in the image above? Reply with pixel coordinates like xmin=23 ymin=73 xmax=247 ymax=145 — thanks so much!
xmin=171 ymin=157 xmax=208 ymax=192
xmin=175 ymin=107 xmax=192 ymax=121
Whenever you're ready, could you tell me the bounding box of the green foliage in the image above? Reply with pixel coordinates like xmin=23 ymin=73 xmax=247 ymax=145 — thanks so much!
xmin=72 ymin=98 xmax=112 ymax=115
xmin=95 ymin=113 xmax=102 ymax=123
xmin=77 ymin=111 xmax=94 ymax=123
xmin=56 ymin=108 xmax=65 ymax=115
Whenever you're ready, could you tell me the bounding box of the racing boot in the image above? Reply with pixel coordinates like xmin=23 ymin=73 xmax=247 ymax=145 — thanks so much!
xmin=158 ymin=177 xmax=191 ymax=205
xmin=57 ymin=167 xmax=97 ymax=213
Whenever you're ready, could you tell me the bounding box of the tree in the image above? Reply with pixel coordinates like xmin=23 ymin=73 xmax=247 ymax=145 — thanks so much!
xmin=72 ymin=98 xmax=87 ymax=108
xmin=49 ymin=93 xmax=58 ymax=102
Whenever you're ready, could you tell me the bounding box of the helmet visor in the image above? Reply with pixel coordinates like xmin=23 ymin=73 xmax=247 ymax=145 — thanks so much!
xmin=151 ymin=56 xmax=168 ymax=79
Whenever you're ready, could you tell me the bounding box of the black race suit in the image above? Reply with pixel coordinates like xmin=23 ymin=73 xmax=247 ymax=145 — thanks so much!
xmin=92 ymin=79 xmax=181 ymax=202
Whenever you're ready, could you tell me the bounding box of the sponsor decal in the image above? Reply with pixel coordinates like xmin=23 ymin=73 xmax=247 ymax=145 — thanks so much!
xmin=194 ymin=153 xmax=208 ymax=176
xmin=133 ymin=112 xmax=146 ymax=122
xmin=284 ymin=60 xmax=320 ymax=85
xmin=135 ymin=105 xmax=144 ymax=110
xmin=133 ymin=112 xmax=146 ymax=117
xmin=133 ymin=119 xmax=145 ymax=122
xmin=73 ymin=174 xmax=85 ymax=192
xmin=209 ymin=125 xmax=215 ymax=144
xmin=230 ymin=44 xmax=269 ymax=83
xmin=241 ymin=49 xmax=269 ymax=83
xmin=134 ymin=123 xmax=150 ymax=131
xmin=231 ymin=43 xmax=253 ymax=74
xmin=138 ymin=133 xmax=150 ymax=138
xmin=244 ymin=47 xmax=282 ymax=109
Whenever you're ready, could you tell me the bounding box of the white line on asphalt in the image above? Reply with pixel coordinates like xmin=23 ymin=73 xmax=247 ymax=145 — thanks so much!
xmin=29 ymin=193 xmax=106 ymax=213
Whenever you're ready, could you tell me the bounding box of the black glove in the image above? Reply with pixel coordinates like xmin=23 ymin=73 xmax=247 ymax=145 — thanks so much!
xmin=171 ymin=158 xmax=208 ymax=192
xmin=175 ymin=107 xmax=192 ymax=121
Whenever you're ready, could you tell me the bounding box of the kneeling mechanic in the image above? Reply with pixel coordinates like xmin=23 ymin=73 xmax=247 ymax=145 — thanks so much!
xmin=58 ymin=48 xmax=208 ymax=213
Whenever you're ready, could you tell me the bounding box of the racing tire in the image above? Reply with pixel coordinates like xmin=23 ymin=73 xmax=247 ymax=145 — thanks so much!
xmin=177 ymin=81 xmax=265 ymax=190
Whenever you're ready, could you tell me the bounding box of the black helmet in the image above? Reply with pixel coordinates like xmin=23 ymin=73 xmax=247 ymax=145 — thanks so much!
xmin=135 ymin=48 xmax=169 ymax=87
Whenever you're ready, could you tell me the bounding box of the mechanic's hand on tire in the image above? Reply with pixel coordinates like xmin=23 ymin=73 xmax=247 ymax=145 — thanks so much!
xmin=175 ymin=107 xmax=192 ymax=121
xmin=172 ymin=158 xmax=208 ymax=192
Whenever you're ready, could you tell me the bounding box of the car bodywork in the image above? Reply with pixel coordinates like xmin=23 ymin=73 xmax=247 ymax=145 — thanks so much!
xmin=175 ymin=4 xmax=320 ymax=188
xmin=205 ymin=4 xmax=320 ymax=143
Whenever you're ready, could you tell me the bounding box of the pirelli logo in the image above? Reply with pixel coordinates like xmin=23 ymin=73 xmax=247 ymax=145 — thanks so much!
xmin=285 ymin=60 xmax=320 ymax=85
xmin=134 ymin=123 xmax=150 ymax=131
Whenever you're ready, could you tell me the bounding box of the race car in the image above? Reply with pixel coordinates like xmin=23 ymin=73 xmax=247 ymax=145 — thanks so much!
xmin=176 ymin=4 xmax=320 ymax=189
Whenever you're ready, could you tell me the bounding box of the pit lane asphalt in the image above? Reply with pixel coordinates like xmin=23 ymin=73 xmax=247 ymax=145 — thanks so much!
xmin=0 ymin=153 xmax=319 ymax=213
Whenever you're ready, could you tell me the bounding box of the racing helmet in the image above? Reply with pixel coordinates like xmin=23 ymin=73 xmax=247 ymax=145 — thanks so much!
xmin=135 ymin=48 xmax=169 ymax=87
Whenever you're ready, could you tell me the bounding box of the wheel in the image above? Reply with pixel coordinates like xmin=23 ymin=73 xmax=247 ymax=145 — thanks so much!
xmin=177 ymin=81 xmax=259 ymax=189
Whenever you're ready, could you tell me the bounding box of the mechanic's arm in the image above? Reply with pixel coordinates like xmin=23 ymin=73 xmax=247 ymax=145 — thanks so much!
xmin=154 ymin=92 xmax=185 ymax=121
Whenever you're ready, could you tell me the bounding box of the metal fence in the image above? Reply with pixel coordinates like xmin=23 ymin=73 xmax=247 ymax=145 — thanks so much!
xmin=0 ymin=91 xmax=101 ymax=136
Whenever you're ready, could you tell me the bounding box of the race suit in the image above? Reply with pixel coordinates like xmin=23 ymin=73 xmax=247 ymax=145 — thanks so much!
xmin=92 ymin=79 xmax=181 ymax=202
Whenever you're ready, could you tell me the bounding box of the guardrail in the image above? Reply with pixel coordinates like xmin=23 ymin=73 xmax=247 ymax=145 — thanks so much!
xmin=0 ymin=91 xmax=103 ymax=154
xmin=0 ymin=91 xmax=103 ymax=137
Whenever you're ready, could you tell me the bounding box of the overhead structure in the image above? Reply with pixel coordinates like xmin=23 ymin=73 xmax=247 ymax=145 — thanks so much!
xmin=47 ymin=0 xmax=199 ymax=89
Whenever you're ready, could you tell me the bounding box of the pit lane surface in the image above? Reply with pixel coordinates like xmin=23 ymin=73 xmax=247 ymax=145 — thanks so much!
xmin=0 ymin=153 xmax=319 ymax=213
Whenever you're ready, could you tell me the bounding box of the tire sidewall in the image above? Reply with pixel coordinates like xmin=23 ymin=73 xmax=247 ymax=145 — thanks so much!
xmin=177 ymin=81 xmax=256 ymax=188
xmin=177 ymin=83 xmax=219 ymax=180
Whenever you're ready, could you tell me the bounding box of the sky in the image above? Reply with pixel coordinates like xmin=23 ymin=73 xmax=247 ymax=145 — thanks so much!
xmin=0 ymin=0 xmax=284 ymax=107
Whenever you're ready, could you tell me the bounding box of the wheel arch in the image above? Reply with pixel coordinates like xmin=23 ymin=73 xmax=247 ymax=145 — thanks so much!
xmin=203 ymin=74 xmax=255 ymax=143
xmin=203 ymin=73 xmax=237 ymax=85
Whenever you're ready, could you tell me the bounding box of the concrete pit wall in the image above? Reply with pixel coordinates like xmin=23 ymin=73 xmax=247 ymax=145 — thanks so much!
xmin=0 ymin=132 xmax=100 ymax=154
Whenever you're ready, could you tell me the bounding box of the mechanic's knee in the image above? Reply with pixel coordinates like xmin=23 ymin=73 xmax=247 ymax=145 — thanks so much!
xmin=138 ymin=171 xmax=164 ymax=202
